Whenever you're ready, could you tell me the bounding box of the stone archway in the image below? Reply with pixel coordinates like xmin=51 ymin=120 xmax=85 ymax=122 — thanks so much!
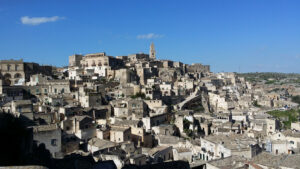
xmin=14 ymin=73 xmax=22 ymax=78
xmin=3 ymin=73 xmax=12 ymax=85
xmin=4 ymin=73 xmax=11 ymax=79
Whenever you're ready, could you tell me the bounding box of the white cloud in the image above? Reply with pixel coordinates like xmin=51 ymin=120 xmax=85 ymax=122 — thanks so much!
xmin=20 ymin=16 xmax=65 ymax=26
xmin=137 ymin=33 xmax=164 ymax=39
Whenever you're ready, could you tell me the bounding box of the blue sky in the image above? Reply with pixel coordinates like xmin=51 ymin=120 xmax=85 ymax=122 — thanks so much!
xmin=0 ymin=0 xmax=299 ymax=73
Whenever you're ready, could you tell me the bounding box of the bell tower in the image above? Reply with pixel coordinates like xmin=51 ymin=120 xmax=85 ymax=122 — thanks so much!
xmin=149 ymin=42 xmax=156 ymax=60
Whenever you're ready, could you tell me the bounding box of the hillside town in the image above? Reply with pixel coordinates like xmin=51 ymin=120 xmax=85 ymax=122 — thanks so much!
xmin=1 ymin=43 xmax=300 ymax=169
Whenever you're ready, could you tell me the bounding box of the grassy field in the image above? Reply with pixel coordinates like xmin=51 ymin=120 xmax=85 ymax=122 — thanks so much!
xmin=266 ymin=109 xmax=300 ymax=129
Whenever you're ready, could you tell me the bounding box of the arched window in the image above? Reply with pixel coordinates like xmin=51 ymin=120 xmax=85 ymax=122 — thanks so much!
xmin=14 ymin=73 xmax=22 ymax=78
xmin=4 ymin=73 xmax=11 ymax=79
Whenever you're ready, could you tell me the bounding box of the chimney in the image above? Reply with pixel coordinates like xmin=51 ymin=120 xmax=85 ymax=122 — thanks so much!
xmin=127 ymin=149 xmax=131 ymax=157
xmin=75 ymin=117 xmax=79 ymax=133
xmin=93 ymin=110 xmax=96 ymax=123
xmin=138 ymin=139 xmax=141 ymax=148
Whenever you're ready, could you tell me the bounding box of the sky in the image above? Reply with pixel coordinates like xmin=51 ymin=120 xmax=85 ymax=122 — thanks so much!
xmin=0 ymin=0 xmax=300 ymax=73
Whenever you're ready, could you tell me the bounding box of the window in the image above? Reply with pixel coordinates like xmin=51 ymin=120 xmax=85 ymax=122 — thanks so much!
xmin=61 ymin=88 xmax=64 ymax=93
xmin=15 ymin=65 xmax=18 ymax=71
xmin=51 ymin=139 xmax=57 ymax=146
xmin=7 ymin=65 xmax=11 ymax=71
xmin=54 ymin=89 xmax=57 ymax=93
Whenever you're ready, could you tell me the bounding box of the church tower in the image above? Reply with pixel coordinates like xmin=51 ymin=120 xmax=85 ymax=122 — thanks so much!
xmin=149 ymin=42 xmax=156 ymax=60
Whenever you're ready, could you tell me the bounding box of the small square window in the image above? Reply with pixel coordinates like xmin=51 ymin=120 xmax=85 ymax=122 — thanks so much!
xmin=51 ymin=139 xmax=57 ymax=146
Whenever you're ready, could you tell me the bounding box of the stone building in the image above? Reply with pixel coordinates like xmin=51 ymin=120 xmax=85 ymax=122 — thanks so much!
xmin=33 ymin=124 xmax=62 ymax=158
xmin=249 ymin=152 xmax=300 ymax=169
xmin=128 ymin=53 xmax=149 ymax=63
xmin=0 ymin=59 xmax=52 ymax=86
xmin=186 ymin=63 xmax=210 ymax=73
xmin=69 ymin=54 xmax=83 ymax=67
xmin=114 ymin=68 xmax=137 ymax=85
xmin=206 ymin=156 xmax=247 ymax=169
xmin=0 ymin=59 xmax=25 ymax=85
xmin=80 ymin=52 xmax=123 ymax=70
xmin=46 ymin=79 xmax=70 ymax=94
xmin=148 ymin=146 xmax=173 ymax=163
xmin=291 ymin=122 xmax=300 ymax=131
xmin=79 ymin=92 xmax=103 ymax=108
xmin=136 ymin=67 xmax=158 ymax=85
xmin=129 ymin=154 xmax=147 ymax=166
xmin=11 ymin=100 xmax=33 ymax=120
xmin=0 ymin=81 xmax=25 ymax=101
xmin=63 ymin=115 xmax=96 ymax=141
xmin=199 ymin=134 xmax=261 ymax=161
xmin=110 ymin=126 xmax=131 ymax=143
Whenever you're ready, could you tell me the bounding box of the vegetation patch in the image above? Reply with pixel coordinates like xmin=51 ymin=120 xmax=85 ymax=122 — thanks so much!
xmin=265 ymin=80 xmax=276 ymax=84
xmin=183 ymin=119 xmax=193 ymax=138
xmin=237 ymin=72 xmax=300 ymax=84
xmin=131 ymin=92 xmax=146 ymax=99
xmin=291 ymin=95 xmax=300 ymax=105
xmin=266 ymin=109 xmax=300 ymax=129
xmin=253 ymin=100 xmax=261 ymax=107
